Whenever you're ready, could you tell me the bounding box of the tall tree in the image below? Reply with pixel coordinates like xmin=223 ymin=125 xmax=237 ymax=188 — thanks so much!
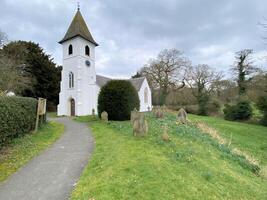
xmin=2 ymin=41 xmax=61 ymax=108
xmin=232 ymin=49 xmax=257 ymax=96
xmin=185 ymin=64 xmax=222 ymax=115
xmin=140 ymin=49 xmax=189 ymax=105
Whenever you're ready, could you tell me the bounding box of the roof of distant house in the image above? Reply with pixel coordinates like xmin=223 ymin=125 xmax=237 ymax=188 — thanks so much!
xmin=59 ymin=10 xmax=98 ymax=46
xmin=96 ymin=75 xmax=145 ymax=91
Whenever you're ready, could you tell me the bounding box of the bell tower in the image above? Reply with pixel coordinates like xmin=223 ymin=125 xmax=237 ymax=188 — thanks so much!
xmin=57 ymin=8 xmax=99 ymax=116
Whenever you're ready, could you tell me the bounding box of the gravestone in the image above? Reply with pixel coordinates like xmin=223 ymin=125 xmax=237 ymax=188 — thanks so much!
xmin=132 ymin=112 xmax=148 ymax=137
xmin=155 ymin=106 xmax=164 ymax=118
xmin=177 ymin=108 xmax=187 ymax=124
xmin=101 ymin=111 xmax=108 ymax=122
xmin=161 ymin=126 xmax=170 ymax=142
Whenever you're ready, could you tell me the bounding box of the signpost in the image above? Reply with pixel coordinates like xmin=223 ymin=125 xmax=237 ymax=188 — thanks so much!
xmin=35 ymin=98 xmax=47 ymax=132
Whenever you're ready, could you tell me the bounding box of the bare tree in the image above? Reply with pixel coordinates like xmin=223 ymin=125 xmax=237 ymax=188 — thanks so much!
xmin=232 ymin=49 xmax=258 ymax=96
xmin=185 ymin=64 xmax=223 ymax=115
xmin=0 ymin=55 xmax=31 ymax=95
xmin=0 ymin=30 xmax=8 ymax=49
xmin=140 ymin=49 xmax=190 ymax=105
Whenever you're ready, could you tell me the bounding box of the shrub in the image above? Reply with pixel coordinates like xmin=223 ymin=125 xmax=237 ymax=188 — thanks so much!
xmin=207 ymin=100 xmax=221 ymax=115
xmin=223 ymin=101 xmax=252 ymax=121
xmin=98 ymin=80 xmax=140 ymax=121
xmin=185 ymin=105 xmax=199 ymax=115
xmin=0 ymin=96 xmax=37 ymax=146
xmin=257 ymin=96 xmax=267 ymax=126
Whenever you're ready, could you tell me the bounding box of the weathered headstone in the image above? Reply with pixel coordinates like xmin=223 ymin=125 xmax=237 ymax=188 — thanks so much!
xmin=155 ymin=107 xmax=164 ymax=118
xmin=162 ymin=105 xmax=167 ymax=112
xmin=177 ymin=108 xmax=187 ymax=124
xmin=132 ymin=112 xmax=148 ymax=137
xmin=101 ymin=111 xmax=108 ymax=122
xmin=161 ymin=126 xmax=170 ymax=142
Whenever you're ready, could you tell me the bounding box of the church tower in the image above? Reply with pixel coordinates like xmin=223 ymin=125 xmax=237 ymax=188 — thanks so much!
xmin=57 ymin=8 xmax=99 ymax=116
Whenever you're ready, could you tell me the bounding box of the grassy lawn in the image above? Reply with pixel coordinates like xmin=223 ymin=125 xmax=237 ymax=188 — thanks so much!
xmin=189 ymin=114 xmax=267 ymax=166
xmin=71 ymin=113 xmax=267 ymax=200
xmin=0 ymin=121 xmax=64 ymax=182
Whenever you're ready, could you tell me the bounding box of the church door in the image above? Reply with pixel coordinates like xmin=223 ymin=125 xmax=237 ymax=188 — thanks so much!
xmin=70 ymin=98 xmax=75 ymax=116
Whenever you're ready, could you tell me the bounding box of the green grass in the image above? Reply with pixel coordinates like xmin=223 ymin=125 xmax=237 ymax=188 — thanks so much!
xmin=71 ymin=114 xmax=267 ymax=200
xmin=0 ymin=121 xmax=64 ymax=182
xmin=189 ymin=114 xmax=267 ymax=166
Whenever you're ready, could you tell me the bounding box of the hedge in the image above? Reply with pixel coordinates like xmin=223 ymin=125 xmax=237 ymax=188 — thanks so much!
xmin=0 ymin=96 xmax=37 ymax=146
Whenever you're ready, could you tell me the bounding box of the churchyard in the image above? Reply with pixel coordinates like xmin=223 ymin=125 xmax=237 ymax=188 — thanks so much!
xmin=70 ymin=108 xmax=267 ymax=200
xmin=1 ymin=2 xmax=267 ymax=199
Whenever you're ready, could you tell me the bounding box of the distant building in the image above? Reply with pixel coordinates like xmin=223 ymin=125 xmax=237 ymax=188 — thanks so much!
xmin=57 ymin=9 xmax=152 ymax=116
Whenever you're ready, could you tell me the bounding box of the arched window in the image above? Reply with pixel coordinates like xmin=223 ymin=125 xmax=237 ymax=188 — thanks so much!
xmin=69 ymin=72 xmax=74 ymax=88
xmin=144 ymin=87 xmax=148 ymax=103
xmin=68 ymin=44 xmax=73 ymax=55
xmin=85 ymin=45 xmax=90 ymax=56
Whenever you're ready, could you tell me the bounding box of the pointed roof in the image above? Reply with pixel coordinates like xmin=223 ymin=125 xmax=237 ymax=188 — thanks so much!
xmin=59 ymin=10 xmax=98 ymax=46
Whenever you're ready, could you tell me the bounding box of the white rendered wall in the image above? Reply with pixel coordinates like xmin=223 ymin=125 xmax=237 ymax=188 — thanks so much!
xmin=138 ymin=78 xmax=152 ymax=112
xmin=57 ymin=37 xmax=97 ymax=116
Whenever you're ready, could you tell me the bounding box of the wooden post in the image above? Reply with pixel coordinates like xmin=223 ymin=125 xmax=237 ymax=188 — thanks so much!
xmin=35 ymin=98 xmax=47 ymax=132
xmin=34 ymin=112 xmax=39 ymax=132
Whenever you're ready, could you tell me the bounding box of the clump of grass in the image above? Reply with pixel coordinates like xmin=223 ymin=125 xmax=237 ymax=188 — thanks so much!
xmin=202 ymin=171 xmax=213 ymax=181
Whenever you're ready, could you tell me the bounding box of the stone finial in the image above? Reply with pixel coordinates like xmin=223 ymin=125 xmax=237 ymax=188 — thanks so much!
xmin=101 ymin=111 xmax=108 ymax=122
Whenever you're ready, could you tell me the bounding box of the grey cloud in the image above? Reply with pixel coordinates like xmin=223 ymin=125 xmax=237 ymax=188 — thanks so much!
xmin=0 ymin=0 xmax=266 ymax=78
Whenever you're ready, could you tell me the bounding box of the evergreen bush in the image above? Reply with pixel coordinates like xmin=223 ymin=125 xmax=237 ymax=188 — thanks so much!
xmin=257 ymin=96 xmax=267 ymax=126
xmin=223 ymin=101 xmax=252 ymax=121
xmin=98 ymin=80 xmax=140 ymax=121
xmin=0 ymin=96 xmax=37 ymax=147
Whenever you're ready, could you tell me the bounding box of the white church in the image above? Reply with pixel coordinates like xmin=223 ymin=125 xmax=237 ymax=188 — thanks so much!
xmin=57 ymin=9 xmax=152 ymax=116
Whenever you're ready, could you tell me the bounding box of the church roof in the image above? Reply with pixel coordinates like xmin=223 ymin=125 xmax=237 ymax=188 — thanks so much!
xmin=96 ymin=75 xmax=111 ymax=87
xmin=59 ymin=10 xmax=98 ymax=46
xmin=129 ymin=77 xmax=145 ymax=91
xmin=96 ymin=75 xmax=146 ymax=91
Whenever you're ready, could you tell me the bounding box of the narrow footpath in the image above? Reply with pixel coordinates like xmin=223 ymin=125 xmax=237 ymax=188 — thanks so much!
xmin=0 ymin=117 xmax=94 ymax=200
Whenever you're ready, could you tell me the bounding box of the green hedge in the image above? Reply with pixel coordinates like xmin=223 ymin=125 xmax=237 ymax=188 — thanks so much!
xmin=0 ymin=96 xmax=37 ymax=146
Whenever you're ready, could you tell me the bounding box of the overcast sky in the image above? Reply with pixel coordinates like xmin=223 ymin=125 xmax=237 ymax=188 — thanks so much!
xmin=0 ymin=0 xmax=267 ymax=78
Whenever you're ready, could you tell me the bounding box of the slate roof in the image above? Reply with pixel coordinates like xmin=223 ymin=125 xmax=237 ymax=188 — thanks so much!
xmin=59 ymin=10 xmax=98 ymax=46
xmin=96 ymin=75 xmax=111 ymax=87
xmin=129 ymin=77 xmax=145 ymax=91
xmin=96 ymin=75 xmax=145 ymax=91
